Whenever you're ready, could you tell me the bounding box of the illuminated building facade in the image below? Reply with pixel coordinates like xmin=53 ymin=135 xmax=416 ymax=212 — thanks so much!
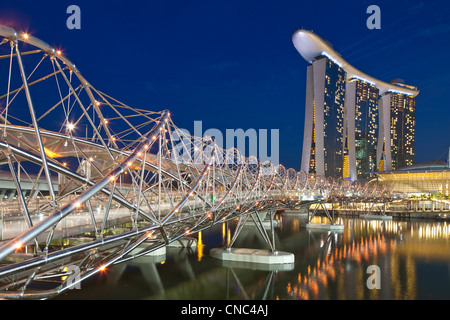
xmin=293 ymin=29 xmax=419 ymax=180
xmin=345 ymin=79 xmax=379 ymax=180
xmin=302 ymin=56 xmax=346 ymax=178
xmin=377 ymin=79 xmax=417 ymax=171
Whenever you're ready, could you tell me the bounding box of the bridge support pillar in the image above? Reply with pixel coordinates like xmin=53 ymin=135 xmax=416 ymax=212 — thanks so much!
xmin=306 ymin=201 xmax=344 ymax=232
xmin=210 ymin=211 xmax=294 ymax=265
xmin=167 ymin=236 xmax=197 ymax=248
xmin=363 ymin=201 xmax=392 ymax=220
xmin=244 ymin=211 xmax=280 ymax=228
xmin=283 ymin=205 xmax=310 ymax=216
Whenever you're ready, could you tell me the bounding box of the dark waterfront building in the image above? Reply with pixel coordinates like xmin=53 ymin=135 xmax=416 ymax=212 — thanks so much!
xmin=293 ymin=29 xmax=419 ymax=180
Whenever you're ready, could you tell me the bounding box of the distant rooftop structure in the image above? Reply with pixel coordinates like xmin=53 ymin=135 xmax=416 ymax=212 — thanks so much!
xmin=396 ymin=160 xmax=449 ymax=172
xmin=292 ymin=29 xmax=420 ymax=97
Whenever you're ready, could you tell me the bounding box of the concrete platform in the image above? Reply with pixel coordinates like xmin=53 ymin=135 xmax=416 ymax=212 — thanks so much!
xmin=282 ymin=209 xmax=309 ymax=216
xmin=210 ymin=247 xmax=294 ymax=265
xmin=363 ymin=214 xmax=393 ymax=221
xmin=306 ymin=223 xmax=344 ymax=232
xmin=131 ymin=245 xmax=166 ymax=257
xmin=132 ymin=251 xmax=166 ymax=264
xmin=213 ymin=257 xmax=295 ymax=271
xmin=244 ymin=219 xmax=280 ymax=228
xmin=167 ymin=237 xmax=197 ymax=248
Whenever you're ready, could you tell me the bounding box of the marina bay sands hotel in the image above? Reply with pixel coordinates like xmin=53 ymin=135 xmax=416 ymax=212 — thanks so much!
xmin=292 ymin=29 xmax=419 ymax=181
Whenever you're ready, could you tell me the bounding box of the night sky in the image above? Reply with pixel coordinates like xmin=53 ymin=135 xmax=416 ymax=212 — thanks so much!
xmin=0 ymin=0 xmax=449 ymax=171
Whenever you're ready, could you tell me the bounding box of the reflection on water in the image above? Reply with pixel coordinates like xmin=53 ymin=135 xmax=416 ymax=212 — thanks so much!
xmin=56 ymin=215 xmax=450 ymax=300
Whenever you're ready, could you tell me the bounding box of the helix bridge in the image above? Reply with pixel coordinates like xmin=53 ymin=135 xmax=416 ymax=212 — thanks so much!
xmin=0 ymin=24 xmax=400 ymax=299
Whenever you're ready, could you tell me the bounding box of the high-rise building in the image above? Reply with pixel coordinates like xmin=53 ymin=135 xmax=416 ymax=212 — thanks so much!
xmin=377 ymin=79 xmax=417 ymax=171
xmin=293 ymin=29 xmax=419 ymax=180
xmin=345 ymin=78 xmax=379 ymax=180
xmin=302 ymin=56 xmax=346 ymax=178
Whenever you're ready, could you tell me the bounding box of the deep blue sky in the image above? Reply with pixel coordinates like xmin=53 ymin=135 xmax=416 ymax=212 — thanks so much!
xmin=0 ymin=0 xmax=449 ymax=170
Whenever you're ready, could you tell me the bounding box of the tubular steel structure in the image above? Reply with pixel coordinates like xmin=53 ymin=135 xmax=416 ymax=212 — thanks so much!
xmin=0 ymin=25 xmax=399 ymax=299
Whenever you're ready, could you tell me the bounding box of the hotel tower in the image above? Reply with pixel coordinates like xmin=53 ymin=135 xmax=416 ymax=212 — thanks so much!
xmin=292 ymin=29 xmax=419 ymax=180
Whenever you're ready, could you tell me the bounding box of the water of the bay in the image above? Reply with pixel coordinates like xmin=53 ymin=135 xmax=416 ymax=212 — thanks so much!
xmin=55 ymin=214 xmax=450 ymax=300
